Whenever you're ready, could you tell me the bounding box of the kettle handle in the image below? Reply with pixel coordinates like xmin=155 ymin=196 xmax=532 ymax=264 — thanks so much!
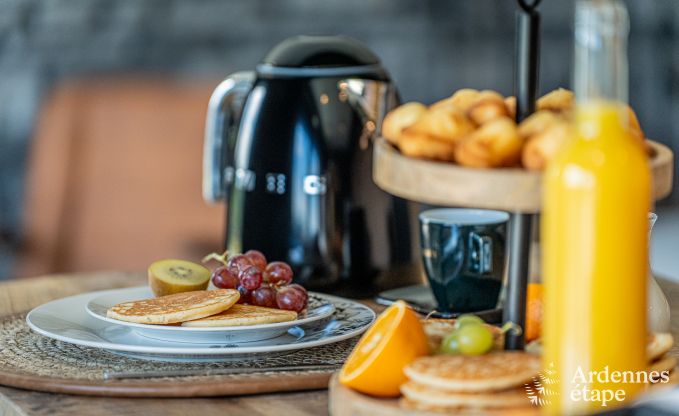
xmin=203 ymin=71 xmax=255 ymax=203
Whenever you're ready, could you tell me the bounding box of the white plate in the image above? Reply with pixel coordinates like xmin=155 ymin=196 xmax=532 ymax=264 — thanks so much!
xmin=26 ymin=288 xmax=375 ymax=362
xmin=86 ymin=287 xmax=336 ymax=343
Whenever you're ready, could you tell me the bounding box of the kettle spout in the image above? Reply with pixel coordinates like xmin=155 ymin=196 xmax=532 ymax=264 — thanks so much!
xmin=338 ymin=79 xmax=400 ymax=137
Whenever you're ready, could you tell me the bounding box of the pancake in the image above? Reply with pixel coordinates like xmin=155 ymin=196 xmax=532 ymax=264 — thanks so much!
xmin=525 ymin=333 xmax=674 ymax=363
xmin=648 ymin=355 xmax=677 ymax=377
xmin=647 ymin=333 xmax=674 ymax=362
xmin=401 ymin=381 xmax=531 ymax=409
xmin=404 ymin=352 xmax=541 ymax=393
xmin=107 ymin=289 xmax=239 ymax=324
xmin=181 ymin=304 xmax=297 ymax=327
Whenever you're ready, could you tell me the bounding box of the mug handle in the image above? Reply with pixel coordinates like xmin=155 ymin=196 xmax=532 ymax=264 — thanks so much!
xmin=469 ymin=233 xmax=493 ymax=274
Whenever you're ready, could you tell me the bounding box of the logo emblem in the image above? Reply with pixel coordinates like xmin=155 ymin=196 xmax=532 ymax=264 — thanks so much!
xmin=524 ymin=362 xmax=558 ymax=406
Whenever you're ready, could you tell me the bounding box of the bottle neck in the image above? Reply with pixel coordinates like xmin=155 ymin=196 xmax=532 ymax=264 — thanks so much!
xmin=574 ymin=0 xmax=631 ymax=139
xmin=574 ymin=0 xmax=629 ymax=104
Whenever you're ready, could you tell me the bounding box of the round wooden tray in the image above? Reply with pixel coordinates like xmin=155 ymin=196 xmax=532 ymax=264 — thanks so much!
xmin=373 ymin=138 xmax=674 ymax=212
xmin=328 ymin=374 xmax=540 ymax=416
xmin=329 ymin=374 xmax=413 ymax=416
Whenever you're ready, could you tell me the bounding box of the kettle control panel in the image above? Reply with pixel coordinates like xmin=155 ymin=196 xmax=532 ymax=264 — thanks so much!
xmin=223 ymin=167 xmax=326 ymax=196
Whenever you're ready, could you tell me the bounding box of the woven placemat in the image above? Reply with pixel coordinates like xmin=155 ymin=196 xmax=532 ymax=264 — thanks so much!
xmin=0 ymin=313 xmax=357 ymax=397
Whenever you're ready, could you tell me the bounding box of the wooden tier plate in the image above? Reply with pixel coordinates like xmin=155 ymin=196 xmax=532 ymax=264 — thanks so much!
xmin=329 ymin=374 xmax=537 ymax=416
xmin=373 ymin=138 xmax=674 ymax=213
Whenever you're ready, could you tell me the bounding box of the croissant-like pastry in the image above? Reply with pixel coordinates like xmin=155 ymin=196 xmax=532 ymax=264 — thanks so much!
xmin=382 ymin=102 xmax=428 ymax=145
xmin=537 ymin=88 xmax=574 ymax=112
xmin=448 ymin=88 xmax=481 ymax=111
xmin=455 ymin=117 xmax=523 ymax=168
xmin=398 ymin=131 xmax=457 ymax=162
xmin=429 ymin=89 xmax=482 ymax=112
xmin=505 ymin=96 xmax=516 ymax=120
xmin=466 ymin=91 xmax=510 ymax=125
xmin=518 ymin=110 xmax=559 ymax=140
xmin=382 ymin=87 xmax=650 ymax=172
xmin=522 ymin=121 xmax=572 ymax=171
xmin=406 ymin=106 xmax=475 ymax=144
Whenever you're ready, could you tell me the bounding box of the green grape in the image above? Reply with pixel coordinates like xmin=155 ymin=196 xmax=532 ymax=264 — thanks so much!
xmin=440 ymin=330 xmax=461 ymax=354
xmin=456 ymin=323 xmax=494 ymax=356
xmin=454 ymin=314 xmax=485 ymax=329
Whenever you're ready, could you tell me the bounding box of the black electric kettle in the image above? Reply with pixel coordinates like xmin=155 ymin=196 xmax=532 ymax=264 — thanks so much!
xmin=203 ymin=35 xmax=411 ymax=294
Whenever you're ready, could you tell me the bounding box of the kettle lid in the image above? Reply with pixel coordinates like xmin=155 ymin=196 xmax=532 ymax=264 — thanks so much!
xmin=262 ymin=35 xmax=380 ymax=67
xmin=257 ymin=35 xmax=387 ymax=78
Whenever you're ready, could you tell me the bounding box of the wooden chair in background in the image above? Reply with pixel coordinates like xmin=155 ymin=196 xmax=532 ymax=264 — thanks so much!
xmin=16 ymin=78 xmax=224 ymax=278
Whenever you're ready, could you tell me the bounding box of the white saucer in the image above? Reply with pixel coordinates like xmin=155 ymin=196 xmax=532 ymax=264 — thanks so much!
xmin=26 ymin=287 xmax=375 ymax=362
xmin=86 ymin=286 xmax=336 ymax=343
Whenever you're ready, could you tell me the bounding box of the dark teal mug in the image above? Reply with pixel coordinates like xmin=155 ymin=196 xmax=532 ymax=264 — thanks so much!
xmin=419 ymin=209 xmax=509 ymax=313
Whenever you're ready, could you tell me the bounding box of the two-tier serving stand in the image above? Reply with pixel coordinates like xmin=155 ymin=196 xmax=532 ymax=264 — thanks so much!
xmin=372 ymin=0 xmax=674 ymax=350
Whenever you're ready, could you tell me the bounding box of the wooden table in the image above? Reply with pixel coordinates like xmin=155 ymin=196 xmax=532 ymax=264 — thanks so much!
xmin=1 ymin=272 xmax=678 ymax=416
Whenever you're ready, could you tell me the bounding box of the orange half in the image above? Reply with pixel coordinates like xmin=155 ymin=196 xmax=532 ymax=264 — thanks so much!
xmin=339 ymin=300 xmax=429 ymax=397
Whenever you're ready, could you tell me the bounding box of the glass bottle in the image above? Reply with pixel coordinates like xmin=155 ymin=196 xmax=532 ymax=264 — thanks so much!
xmin=542 ymin=0 xmax=650 ymax=414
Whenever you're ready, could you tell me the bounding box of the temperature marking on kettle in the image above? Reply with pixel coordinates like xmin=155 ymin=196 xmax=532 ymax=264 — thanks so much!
xmin=234 ymin=168 xmax=256 ymax=191
xmin=304 ymin=175 xmax=327 ymax=195
xmin=266 ymin=173 xmax=286 ymax=195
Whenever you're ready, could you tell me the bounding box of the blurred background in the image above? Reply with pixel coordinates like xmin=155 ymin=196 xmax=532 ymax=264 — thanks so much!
xmin=0 ymin=0 xmax=677 ymax=281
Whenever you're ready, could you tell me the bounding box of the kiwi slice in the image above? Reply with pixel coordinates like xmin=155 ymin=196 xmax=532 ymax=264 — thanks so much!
xmin=148 ymin=259 xmax=211 ymax=297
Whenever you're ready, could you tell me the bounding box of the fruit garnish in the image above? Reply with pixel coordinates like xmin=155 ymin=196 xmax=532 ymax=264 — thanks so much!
xmin=525 ymin=282 xmax=543 ymax=342
xmin=227 ymin=254 xmax=253 ymax=274
xmin=252 ymin=285 xmax=277 ymax=308
xmin=276 ymin=285 xmax=307 ymax=312
xmin=440 ymin=330 xmax=461 ymax=354
xmin=202 ymin=250 xmax=230 ymax=266
xmin=454 ymin=314 xmax=485 ymax=329
xmin=439 ymin=315 xmax=523 ymax=356
xmin=244 ymin=250 xmax=267 ymax=271
xmin=236 ymin=285 xmax=251 ymax=304
xmin=148 ymin=259 xmax=211 ymax=297
xmin=204 ymin=249 xmax=307 ymax=311
xmin=239 ymin=266 xmax=264 ymax=290
xmin=264 ymin=261 xmax=293 ymax=285
xmin=440 ymin=314 xmax=493 ymax=356
xmin=339 ymin=300 xmax=429 ymax=397
xmin=211 ymin=267 xmax=239 ymax=289
xmin=456 ymin=323 xmax=494 ymax=355
xmin=287 ymin=283 xmax=308 ymax=304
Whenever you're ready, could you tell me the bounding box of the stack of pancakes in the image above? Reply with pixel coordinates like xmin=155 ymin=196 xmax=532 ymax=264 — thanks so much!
xmin=401 ymin=352 xmax=541 ymax=415
xmin=106 ymin=289 xmax=297 ymax=326
xmin=525 ymin=332 xmax=677 ymax=384
xmin=412 ymin=319 xmax=677 ymax=413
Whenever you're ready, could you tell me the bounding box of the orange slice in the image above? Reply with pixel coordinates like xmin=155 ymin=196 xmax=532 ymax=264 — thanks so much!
xmin=339 ymin=300 xmax=429 ymax=397
xmin=525 ymin=282 xmax=543 ymax=342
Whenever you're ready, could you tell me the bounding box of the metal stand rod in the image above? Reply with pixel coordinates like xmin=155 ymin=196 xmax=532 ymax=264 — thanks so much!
xmin=504 ymin=213 xmax=533 ymax=349
xmin=515 ymin=3 xmax=540 ymax=121
xmin=504 ymin=1 xmax=541 ymax=350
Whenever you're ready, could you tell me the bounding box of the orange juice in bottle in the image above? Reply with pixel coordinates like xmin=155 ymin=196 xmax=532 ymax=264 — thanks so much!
xmin=542 ymin=0 xmax=650 ymax=414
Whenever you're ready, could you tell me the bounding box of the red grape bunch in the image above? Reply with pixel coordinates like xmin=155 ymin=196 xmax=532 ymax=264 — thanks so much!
xmin=209 ymin=250 xmax=308 ymax=313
